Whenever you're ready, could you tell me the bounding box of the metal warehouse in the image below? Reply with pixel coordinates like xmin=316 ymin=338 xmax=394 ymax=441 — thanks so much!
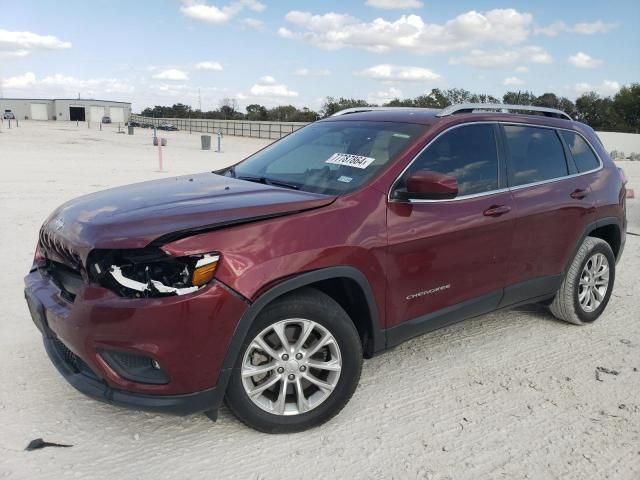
xmin=0 ymin=98 xmax=131 ymax=123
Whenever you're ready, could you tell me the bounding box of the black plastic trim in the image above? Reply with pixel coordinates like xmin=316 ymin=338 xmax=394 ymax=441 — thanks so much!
xmin=43 ymin=334 xmax=218 ymax=416
xmin=386 ymin=290 xmax=502 ymax=348
xmin=499 ymin=275 xmax=563 ymax=308
xmin=566 ymin=216 xmax=624 ymax=270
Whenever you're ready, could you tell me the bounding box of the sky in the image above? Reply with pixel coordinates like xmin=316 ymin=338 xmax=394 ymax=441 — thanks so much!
xmin=1 ymin=0 xmax=639 ymax=112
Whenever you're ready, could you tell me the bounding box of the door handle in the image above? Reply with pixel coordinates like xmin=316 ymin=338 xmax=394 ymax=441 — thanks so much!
xmin=483 ymin=205 xmax=511 ymax=217
xmin=570 ymin=188 xmax=588 ymax=199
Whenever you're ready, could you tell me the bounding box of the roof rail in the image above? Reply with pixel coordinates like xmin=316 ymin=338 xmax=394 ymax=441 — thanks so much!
xmin=330 ymin=106 xmax=420 ymax=117
xmin=436 ymin=103 xmax=572 ymax=121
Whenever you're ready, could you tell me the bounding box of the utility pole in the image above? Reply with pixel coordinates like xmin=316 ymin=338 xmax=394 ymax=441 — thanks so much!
xmin=198 ymin=88 xmax=202 ymax=112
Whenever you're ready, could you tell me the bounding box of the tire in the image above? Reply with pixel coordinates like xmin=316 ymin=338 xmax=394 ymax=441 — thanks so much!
xmin=550 ymin=236 xmax=615 ymax=325
xmin=224 ymin=288 xmax=363 ymax=433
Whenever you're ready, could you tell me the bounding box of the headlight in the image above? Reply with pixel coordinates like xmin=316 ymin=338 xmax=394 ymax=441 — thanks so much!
xmin=89 ymin=248 xmax=220 ymax=298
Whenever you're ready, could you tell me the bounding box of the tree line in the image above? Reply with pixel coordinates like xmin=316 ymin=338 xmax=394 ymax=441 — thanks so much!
xmin=140 ymin=84 xmax=640 ymax=133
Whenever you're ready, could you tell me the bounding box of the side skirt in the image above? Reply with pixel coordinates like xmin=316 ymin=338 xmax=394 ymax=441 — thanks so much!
xmin=384 ymin=274 xmax=563 ymax=349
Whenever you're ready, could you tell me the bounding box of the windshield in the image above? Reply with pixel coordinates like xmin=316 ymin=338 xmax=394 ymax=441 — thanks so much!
xmin=227 ymin=120 xmax=425 ymax=195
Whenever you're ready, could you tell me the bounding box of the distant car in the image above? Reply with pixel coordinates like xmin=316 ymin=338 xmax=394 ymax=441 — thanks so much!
xmin=101 ymin=116 xmax=112 ymax=124
xmin=157 ymin=123 xmax=178 ymax=131
xmin=3 ymin=110 xmax=15 ymax=120
xmin=127 ymin=121 xmax=141 ymax=128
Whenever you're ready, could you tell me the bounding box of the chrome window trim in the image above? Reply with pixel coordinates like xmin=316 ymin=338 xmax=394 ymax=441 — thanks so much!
xmin=388 ymin=121 xmax=604 ymax=204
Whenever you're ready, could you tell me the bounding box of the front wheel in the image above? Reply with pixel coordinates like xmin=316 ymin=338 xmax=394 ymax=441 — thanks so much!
xmin=224 ymin=288 xmax=363 ymax=433
xmin=550 ymin=236 xmax=615 ymax=325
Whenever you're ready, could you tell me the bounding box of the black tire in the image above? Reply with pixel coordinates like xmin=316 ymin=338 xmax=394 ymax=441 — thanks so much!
xmin=224 ymin=288 xmax=363 ymax=433
xmin=550 ymin=237 xmax=615 ymax=325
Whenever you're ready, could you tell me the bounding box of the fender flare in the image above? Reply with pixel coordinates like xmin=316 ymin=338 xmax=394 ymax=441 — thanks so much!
xmin=564 ymin=216 xmax=623 ymax=275
xmin=210 ymin=266 xmax=385 ymax=412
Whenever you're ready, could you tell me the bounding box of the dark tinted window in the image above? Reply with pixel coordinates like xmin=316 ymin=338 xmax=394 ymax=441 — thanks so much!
xmin=399 ymin=124 xmax=499 ymax=196
xmin=561 ymin=130 xmax=600 ymax=172
xmin=504 ymin=125 xmax=568 ymax=186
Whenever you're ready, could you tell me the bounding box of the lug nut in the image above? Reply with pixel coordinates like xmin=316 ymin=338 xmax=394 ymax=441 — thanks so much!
xmin=282 ymin=354 xmax=289 ymax=361
xmin=288 ymin=374 xmax=295 ymax=380
xmin=299 ymin=365 xmax=306 ymax=372
xmin=277 ymin=367 xmax=284 ymax=374
xmin=295 ymin=353 xmax=303 ymax=360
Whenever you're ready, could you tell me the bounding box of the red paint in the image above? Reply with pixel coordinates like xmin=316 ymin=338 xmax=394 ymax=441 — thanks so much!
xmin=25 ymin=109 xmax=626 ymax=401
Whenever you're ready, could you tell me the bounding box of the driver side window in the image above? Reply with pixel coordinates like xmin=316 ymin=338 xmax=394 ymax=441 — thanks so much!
xmin=398 ymin=124 xmax=500 ymax=197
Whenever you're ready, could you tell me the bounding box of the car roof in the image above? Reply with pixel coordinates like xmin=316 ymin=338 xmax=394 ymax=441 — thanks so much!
xmin=320 ymin=104 xmax=575 ymax=127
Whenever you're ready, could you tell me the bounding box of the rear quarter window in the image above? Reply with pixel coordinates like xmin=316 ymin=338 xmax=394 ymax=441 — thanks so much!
xmin=560 ymin=131 xmax=600 ymax=173
xmin=503 ymin=125 xmax=568 ymax=187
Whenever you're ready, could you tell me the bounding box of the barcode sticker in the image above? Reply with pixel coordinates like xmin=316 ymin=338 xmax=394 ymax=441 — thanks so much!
xmin=326 ymin=153 xmax=375 ymax=169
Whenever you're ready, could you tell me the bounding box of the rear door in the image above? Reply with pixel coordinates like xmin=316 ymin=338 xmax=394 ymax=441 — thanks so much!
xmin=500 ymin=124 xmax=595 ymax=304
xmin=386 ymin=123 xmax=516 ymax=334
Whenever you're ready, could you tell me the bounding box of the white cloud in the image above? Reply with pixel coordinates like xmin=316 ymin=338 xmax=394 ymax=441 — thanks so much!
xmin=180 ymin=0 xmax=265 ymax=25
xmin=293 ymin=68 xmax=331 ymax=76
xmin=1 ymin=72 xmax=36 ymax=88
xmin=515 ymin=66 xmax=528 ymax=73
xmin=153 ymin=68 xmax=189 ymax=80
xmin=279 ymin=9 xmax=533 ymax=54
xmin=572 ymin=80 xmax=621 ymax=96
xmin=535 ymin=20 xmax=618 ymax=37
xmin=503 ymin=76 xmax=525 ymax=86
xmin=248 ymin=77 xmax=298 ymax=97
xmin=368 ymin=87 xmax=403 ymax=105
xmin=195 ymin=61 xmax=223 ymax=71
xmin=0 ymin=29 xmax=71 ymax=58
xmin=357 ymin=64 xmax=441 ymax=82
xmin=365 ymin=0 xmax=423 ymax=9
xmin=241 ymin=18 xmax=265 ymax=29
xmin=451 ymin=46 xmax=552 ymax=67
xmin=568 ymin=52 xmax=602 ymax=69
xmin=2 ymin=72 xmax=134 ymax=97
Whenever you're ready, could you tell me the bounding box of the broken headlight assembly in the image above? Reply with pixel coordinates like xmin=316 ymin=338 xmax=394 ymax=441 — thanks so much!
xmin=88 ymin=248 xmax=220 ymax=298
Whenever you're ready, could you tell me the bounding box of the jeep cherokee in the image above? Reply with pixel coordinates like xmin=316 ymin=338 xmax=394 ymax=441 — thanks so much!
xmin=24 ymin=104 xmax=627 ymax=433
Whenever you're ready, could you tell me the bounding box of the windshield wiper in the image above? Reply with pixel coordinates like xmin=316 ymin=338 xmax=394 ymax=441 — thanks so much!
xmin=237 ymin=175 xmax=300 ymax=190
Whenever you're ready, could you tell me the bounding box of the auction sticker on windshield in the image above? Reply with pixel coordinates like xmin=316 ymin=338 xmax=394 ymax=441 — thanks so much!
xmin=326 ymin=153 xmax=375 ymax=169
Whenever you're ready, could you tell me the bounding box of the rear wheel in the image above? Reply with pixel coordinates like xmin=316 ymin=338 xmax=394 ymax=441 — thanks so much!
xmin=224 ymin=288 xmax=362 ymax=433
xmin=550 ymin=237 xmax=615 ymax=325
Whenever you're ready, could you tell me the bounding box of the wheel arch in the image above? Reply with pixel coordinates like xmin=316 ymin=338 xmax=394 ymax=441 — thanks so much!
xmin=566 ymin=217 xmax=623 ymax=275
xmin=211 ymin=266 xmax=385 ymax=412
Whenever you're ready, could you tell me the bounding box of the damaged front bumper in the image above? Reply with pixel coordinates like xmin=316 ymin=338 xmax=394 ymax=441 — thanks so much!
xmin=24 ymin=266 xmax=248 ymax=416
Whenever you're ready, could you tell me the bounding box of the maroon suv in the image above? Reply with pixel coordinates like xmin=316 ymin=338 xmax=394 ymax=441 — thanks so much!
xmin=25 ymin=104 xmax=627 ymax=433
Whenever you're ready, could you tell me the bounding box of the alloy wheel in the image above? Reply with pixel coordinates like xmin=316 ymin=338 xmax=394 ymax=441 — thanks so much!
xmin=241 ymin=318 xmax=342 ymax=416
xmin=578 ymin=252 xmax=610 ymax=313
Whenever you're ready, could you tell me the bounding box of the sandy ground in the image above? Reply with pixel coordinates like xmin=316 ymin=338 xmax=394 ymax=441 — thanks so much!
xmin=0 ymin=121 xmax=639 ymax=480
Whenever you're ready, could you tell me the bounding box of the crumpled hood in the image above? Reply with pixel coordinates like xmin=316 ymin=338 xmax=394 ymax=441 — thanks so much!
xmin=42 ymin=172 xmax=336 ymax=260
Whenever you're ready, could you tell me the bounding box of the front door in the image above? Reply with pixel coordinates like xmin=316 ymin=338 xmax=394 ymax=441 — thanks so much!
xmin=386 ymin=123 xmax=516 ymax=341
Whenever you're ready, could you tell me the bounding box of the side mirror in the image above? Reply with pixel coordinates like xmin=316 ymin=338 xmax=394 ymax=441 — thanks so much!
xmin=398 ymin=170 xmax=458 ymax=200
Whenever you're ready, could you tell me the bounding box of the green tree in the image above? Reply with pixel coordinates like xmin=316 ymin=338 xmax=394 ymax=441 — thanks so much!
xmin=612 ymin=83 xmax=640 ymax=133
xmin=246 ymin=104 xmax=268 ymax=121
xmin=320 ymin=97 xmax=370 ymax=117
xmin=502 ymin=91 xmax=537 ymax=105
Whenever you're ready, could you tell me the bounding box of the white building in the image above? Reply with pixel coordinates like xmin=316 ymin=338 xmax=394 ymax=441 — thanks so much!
xmin=0 ymin=98 xmax=131 ymax=123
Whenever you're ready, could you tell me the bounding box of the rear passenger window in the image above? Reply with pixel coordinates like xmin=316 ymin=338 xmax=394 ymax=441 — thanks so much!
xmin=560 ymin=131 xmax=600 ymax=173
xmin=504 ymin=125 xmax=568 ymax=186
xmin=401 ymin=124 xmax=499 ymax=196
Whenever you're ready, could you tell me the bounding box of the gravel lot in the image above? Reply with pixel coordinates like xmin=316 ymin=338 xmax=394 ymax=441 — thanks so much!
xmin=1 ymin=121 xmax=639 ymax=479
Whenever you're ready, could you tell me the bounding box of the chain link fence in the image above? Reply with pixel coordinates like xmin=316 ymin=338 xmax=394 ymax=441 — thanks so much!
xmin=130 ymin=115 xmax=310 ymax=140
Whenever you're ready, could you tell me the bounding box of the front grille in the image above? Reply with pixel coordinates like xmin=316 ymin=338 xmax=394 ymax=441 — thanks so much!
xmin=39 ymin=227 xmax=82 ymax=272
xmin=51 ymin=337 xmax=97 ymax=379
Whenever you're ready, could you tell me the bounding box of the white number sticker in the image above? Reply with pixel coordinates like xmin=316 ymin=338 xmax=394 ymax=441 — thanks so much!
xmin=326 ymin=153 xmax=375 ymax=169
